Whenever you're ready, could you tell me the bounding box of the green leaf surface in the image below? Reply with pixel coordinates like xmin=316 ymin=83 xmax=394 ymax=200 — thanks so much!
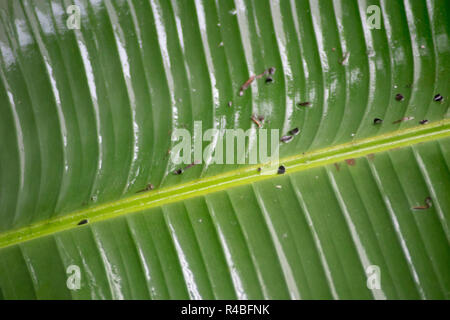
xmin=0 ymin=0 xmax=449 ymax=299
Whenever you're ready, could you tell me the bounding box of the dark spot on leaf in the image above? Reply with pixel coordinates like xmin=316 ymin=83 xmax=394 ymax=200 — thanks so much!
xmin=277 ymin=165 xmax=286 ymax=174
xmin=419 ymin=119 xmax=428 ymax=125
xmin=297 ymin=102 xmax=311 ymax=107
xmin=395 ymin=93 xmax=404 ymax=101
xmin=434 ymin=94 xmax=443 ymax=102
xmin=345 ymin=159 xmax=355 ymax=166
xmin=257 ymin=167 xmax=261 ymax=172
xmin=265 ymin=76 xmax=273 ymax=84
xmin=78 ymin=219 xmax=88 ymax=226
xmin=268 ymin=67 xmax=276 ymax=75
xmin=373 ymin=118 xmax=383 ymax=124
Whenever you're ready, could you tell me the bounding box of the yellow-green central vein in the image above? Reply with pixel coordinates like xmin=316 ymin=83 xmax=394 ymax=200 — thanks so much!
xmin=1 ymin=118 xmax=449 ymax=249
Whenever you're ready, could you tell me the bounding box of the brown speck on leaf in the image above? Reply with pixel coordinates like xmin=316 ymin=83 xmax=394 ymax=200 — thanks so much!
xmin=334 ymin=163 xmax=340 ymax=171
xmin=297 ymin=101 xmax=311 ymax=107
xmin=257 ymin=167 xmax=261 ymax=173
xmin=395 ymin=93 xmax=404 ymax=101
xmin=345 ymin=159 xmax=356 ymax=166
xmin=239 ymin=67 xmax=277 ymax=96
xmin=257 ymin=115 xmax=265 ymax=122
xmin=393 ymin=116 xmax=414 ymax=124
xmin=412 ymin=197 xmax=432 ymax=210
xmin=184 ymin=161 xmax=200 ymax=171
xmin=332 ymin=47 xmax=336 ymax=51
xmin=251 ymin=114 xmax=262 ymax=128
xmin=137 ymin=183 xmax=154 ymax=193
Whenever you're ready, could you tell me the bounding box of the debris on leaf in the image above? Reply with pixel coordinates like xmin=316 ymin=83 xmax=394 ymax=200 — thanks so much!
xmin=239 ymin=67 xmax=276 ymax=96
xmin=419 ymin=119 xmax=429 ymax=125
xmin=393 ymin=116 xmax=414 ymax=124
xmin=184 ymin=161 xmax=200 ymax=171
xmin=412 ymin=197 xmax=432 ymax=210
xmin=297 ymin=101 xmax=311 ymax=107
xmin=239 ymin=74 xmax=256 ymax=96
xmin=275 ymin=185 xmax=282 ymax=189
xmin=345 ymin=159 xmax=355 ymax=166
xmin=137 ymin=183 xmax=155 ymax=193
xmin=228 ymin=101 xmax=232 ymax=107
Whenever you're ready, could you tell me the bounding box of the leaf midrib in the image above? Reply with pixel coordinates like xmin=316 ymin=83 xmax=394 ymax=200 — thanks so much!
xmin=1 ymin=118 xmax=449 ymax=249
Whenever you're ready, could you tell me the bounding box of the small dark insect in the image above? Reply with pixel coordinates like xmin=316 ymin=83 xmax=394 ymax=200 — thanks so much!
xmin=373 ymin=118 xmax=383 ymax=124
xmin=257 ymin=115 xmax=265 ymax=122
xmin=412 ymin=197 xmax=432 ymax=210
xmin=257 ymin=167 xmax=261 ymax=172
xmin=434 ymin=94 xmax=443 ymax=102
xmin=137 ymin=183 xmax=154 ymax=193
xmin=277 ymin=165 xmax=286 ymax=174
xmin=78 ymin=219 xmax=88 ymax=226
xmin=173 ymin=168 xmax=183 ymax=175
xmin=251 ymin=114 xmax=262 ymax=128
xmin=297 ymin=101 xmax=311 ymax=107
xmin=345 ymin=159 xmax=355 ymax=166
xmin=265 ymin=76 xmax=273 ymax=84
xmin=280 ymin=135 xmax=293 ymax=143
xmin=393 ymin=116 xmax=414 ymax=124
xmin=419 ymin=119 xmax=429 ymax=125
xmin=395 ymin=93 xmax=404 ymax=101
xmin=289 ymin=128 xmax=300 ymax=136
xmin=228 ymin=101 xmax=233 ymax=107
xmin=268 ymin=67 xmax=276 ymax=75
